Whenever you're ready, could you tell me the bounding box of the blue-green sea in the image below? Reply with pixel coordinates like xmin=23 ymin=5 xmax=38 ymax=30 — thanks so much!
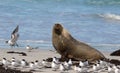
xmin=0 ymin=0 xmax=120 ymax=52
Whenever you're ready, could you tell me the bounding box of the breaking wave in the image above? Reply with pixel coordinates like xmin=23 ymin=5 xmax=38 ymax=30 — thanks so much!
xmin=98 ymin=13 xmax=120 ymax=20
xmin=86 ymin=0 xmax=120 ymax=5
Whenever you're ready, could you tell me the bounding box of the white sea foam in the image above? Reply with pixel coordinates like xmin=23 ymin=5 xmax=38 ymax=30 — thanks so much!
xmin=87 ymin=0 xmax=120 ymax=5
xmin=99 ymin=13 xmax=120 ymax=20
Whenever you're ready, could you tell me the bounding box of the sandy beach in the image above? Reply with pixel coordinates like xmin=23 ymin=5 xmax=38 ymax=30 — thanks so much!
xmin=0 ymin=48 xmax=119 ymax=73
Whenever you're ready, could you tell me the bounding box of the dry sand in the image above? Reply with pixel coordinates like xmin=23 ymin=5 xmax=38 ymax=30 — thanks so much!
xmin=0 ymin=48 xmax=119 ymax=73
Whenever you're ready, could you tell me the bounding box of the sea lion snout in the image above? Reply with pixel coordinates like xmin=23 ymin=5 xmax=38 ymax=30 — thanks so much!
xmin=54 ymin=23 xmax=63 ymax=35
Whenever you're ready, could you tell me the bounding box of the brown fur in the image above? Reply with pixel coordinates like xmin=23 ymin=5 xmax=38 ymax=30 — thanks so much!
xmin=52 ymin=23 xmax=105 ymax=62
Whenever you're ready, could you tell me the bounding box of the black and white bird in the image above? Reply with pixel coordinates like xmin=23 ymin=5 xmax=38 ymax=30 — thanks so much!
xmin=21 ymin=59 xmax=28 ymax=68
xmin=29 ymin=62 xmax=36 ymax=70
xmin=26 ymin=45 xmax=38 ymax=52
xmin=34 ymin=60 xmax=41 ymax=68
xmin=112 ymin=65 xmax=120 ymax=73
xmin=107 ymin=66 xmax=113 ymax=73
xmin=84 ymin=59 xmax=89 ymax=66
xmin=79 ymin=61 xmax=85 ymax=67
xmin=59 ymin=63 xmax=65 ymax=71
xmin=51 ymin=61 xmax=59 ymax=71
xmin=52 ymin=57 xmax=59 ymax=64
xmin=11 ymin=57 xmax=20 ymax=62
xmin=64 ymin=61 xmax=70 ymax=70
xmin=77 ymin=66 xmax=83 ymax=72
xmin=6 ymin=25 xmax=19 ymax=47
xmin=11 ymin=60 xmax=20 ymax=67
xmin=2 ymin=58 xmax=11 ymax=67
xmin=93 ymin=64 xmax=97 ymax=71
xmin=114 ymin=67 xmax=120 ymax=73
xmin=42 ymin=59 xmax=47 ymax=67
xmin=26 ymin=45 xmax=33 ymax=52
xmin=41 ymin=59 xmax=51 ymax=68
xmin=68 ymin=59 xmax=72 ymax=66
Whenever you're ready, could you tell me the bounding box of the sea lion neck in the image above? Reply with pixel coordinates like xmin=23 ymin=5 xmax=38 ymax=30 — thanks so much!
xmin=54 ymin=23 xmax=63 ymax=35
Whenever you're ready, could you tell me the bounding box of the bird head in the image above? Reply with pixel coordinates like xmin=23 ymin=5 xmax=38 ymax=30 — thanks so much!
xmin=5 ymin=41 xmax=8 ymax=43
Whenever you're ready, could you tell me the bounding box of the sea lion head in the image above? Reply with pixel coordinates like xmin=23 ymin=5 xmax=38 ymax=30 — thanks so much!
xmin=53 ymin=23 xmax=63 ymax=35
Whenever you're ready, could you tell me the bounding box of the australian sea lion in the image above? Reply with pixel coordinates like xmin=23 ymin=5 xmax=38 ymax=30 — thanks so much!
xmin=110 ymin=49 xmax=120 ymax=56
xmin=52 ymin=23 xmax=105 ymax=62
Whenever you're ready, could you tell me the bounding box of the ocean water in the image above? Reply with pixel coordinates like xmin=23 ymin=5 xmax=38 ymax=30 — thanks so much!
xmin=0 ymin=0 xmax=120 ymax=52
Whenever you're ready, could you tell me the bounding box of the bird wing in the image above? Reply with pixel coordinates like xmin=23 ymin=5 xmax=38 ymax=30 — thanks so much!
xmin=11 ymin=25 xmax=19 ymax=38
xmin=11 ymin=25 xmax=19 ymax=42
xmin=11 ymin=33 xmax=19 ymax=42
